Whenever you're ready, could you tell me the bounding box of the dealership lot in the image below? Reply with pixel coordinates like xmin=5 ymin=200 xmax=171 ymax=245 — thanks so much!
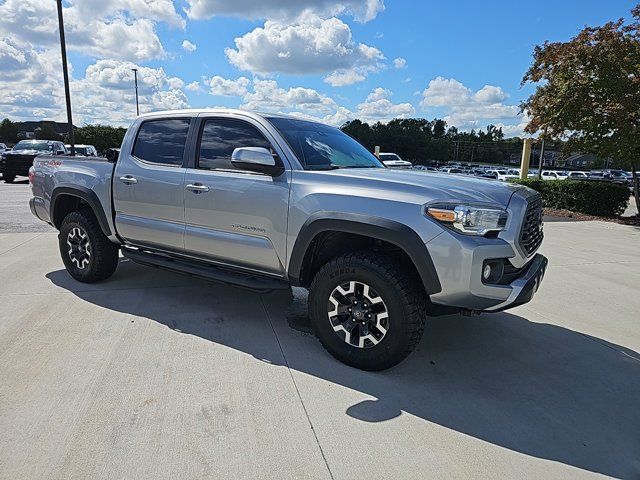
xmin=1 ymin=182 xmax=639 ymax=479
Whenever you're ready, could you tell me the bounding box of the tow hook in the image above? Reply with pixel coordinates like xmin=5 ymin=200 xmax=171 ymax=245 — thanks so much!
xmin=460 ymin=309 xmax=482 ymax=317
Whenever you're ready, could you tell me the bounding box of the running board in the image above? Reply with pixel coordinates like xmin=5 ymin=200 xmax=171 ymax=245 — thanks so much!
xmin=121 ymin=247 xmax=288 ymax=293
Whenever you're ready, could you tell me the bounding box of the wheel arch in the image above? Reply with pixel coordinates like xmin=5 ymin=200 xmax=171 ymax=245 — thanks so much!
xmin=50 ymin=186 xmax=112 ymax=237
xmin=288 ymin=213 xmax=442 ymax=295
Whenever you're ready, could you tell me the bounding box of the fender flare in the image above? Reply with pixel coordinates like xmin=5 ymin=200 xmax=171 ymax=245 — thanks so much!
xmin=50 ymin=185 xmax=112 ymax=237
xmin=288 ymin=212 xmax=442 ymax=294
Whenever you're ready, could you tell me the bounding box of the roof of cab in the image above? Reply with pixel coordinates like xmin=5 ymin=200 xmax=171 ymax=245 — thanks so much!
xmin=136 ymin=108 xmax=326 ymax=126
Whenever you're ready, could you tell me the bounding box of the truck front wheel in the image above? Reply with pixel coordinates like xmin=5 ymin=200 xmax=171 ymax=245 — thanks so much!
xmin=58 ymin=210 xmax=119 ymax=283
xmin=3 ymin=174 xmax=15 ymax=183
xmin=308 ymin=252 xmax=427 ymax=371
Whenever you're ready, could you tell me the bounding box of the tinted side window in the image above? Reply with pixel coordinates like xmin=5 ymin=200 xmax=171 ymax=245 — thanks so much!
xmin=198 ymin=118 xmax=271 ymax=171
xmin=133 ymin=119 xmax=190 ymax=166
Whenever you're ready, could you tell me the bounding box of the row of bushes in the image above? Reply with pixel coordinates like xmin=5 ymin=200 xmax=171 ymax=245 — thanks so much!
xmin=511 ymin=179 xmax=630 ymax=217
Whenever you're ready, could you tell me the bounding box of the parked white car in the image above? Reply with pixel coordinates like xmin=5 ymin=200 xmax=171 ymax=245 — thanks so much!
xmin=564 ymin=171 xmax=589 ymax=180
xmin=65 ymin=144 xmax=98 ymax=157
xmin=541 ymin=170 xmax=568 ymax=181
xmin=486 ymin=169 xmax=518 ymax=181
xmin=379 ymin=153 xmax=413 ymax=169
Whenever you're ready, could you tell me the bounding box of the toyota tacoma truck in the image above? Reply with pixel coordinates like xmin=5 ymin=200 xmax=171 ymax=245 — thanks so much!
xmin=29 ymin=109 xmax=547 ymax=370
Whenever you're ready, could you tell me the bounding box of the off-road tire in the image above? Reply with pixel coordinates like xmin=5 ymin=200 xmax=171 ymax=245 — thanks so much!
xmin=308 ymin=252 xmax=427 ymax=371
xmin=3 ymin=174 xmax=15 ymax=183
xmin=59 ymin=209 xmax=119 ymax=283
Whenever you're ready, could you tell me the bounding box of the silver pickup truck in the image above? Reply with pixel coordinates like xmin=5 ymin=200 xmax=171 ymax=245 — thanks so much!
xmin=29 ymin=109 xmax=547 ymax=370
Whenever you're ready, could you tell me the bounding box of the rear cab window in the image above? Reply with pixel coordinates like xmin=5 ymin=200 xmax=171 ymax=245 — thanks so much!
xmin=132 ymin=119 xmax=191 ymax=166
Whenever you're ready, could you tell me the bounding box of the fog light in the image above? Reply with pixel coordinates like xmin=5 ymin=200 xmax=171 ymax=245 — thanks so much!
xmin=483 ymin=264 xmax=492 ymax=280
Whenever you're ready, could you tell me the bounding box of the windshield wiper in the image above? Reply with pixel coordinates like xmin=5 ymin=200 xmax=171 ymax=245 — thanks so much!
xmin=307 ymin=164 xmax=379 ymax=171
xmin=307 ymin=165 xmax=342 ymax=170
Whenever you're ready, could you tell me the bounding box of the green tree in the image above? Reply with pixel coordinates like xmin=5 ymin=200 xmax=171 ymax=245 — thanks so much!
xmin=35 ymin=122 xmax=62 ymax=140
xmin=75 ymin=124 xmax=127 ymax=154
xmin=522 ymin=4 xmax=640 ymax=214
xmin=0 ymin=118 xmax=18 ymax=144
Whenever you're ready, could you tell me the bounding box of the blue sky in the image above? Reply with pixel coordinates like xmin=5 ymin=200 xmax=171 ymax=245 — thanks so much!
xmin=0 ymin=0 xmax=637 ymax=135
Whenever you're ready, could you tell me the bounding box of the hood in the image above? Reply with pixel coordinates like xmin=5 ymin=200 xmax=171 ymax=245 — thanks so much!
xmin=313 ymin=168 xmax=525 ymax=207
xmin=6 ymin=150 xmax=42 ymax=157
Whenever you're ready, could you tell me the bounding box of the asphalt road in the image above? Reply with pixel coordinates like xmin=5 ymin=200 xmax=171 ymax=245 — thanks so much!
xmin=1 ymin=182 xmax=639 ymax=479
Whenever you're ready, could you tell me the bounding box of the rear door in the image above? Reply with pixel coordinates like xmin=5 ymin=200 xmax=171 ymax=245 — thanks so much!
xmin=183 ymin=114 xmax=290 ymax=276
xmin=113 ymin=117 xmax=192 ymax=252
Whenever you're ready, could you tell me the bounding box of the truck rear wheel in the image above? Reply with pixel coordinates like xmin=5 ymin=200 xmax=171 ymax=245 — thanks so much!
xmin=3 ymin=174 xmax=15 ymax=183
xmin=308 ymin=252 xmax=427 ymax=371
xmin=58 ymin=210 xmax=119 ymax=283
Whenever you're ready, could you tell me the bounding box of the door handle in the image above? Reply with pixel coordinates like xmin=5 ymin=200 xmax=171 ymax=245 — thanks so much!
xmin=186 ymin=183 xmax=210 ymax=193
xmin=119 ymin=175 xmax=138 ymax=185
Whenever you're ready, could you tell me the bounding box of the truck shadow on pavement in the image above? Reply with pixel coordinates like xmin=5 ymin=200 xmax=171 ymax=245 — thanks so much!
xmin=47 ymin=262 xmax=640 ymax=479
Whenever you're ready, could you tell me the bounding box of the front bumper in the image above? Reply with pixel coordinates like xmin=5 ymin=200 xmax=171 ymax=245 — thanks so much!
xmin=483 ymin=254 xmax=547 ymax=311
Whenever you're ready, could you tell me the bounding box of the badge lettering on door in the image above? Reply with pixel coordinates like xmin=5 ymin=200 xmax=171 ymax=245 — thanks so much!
xmin=231 ymin=224 xmax=266 ymax=233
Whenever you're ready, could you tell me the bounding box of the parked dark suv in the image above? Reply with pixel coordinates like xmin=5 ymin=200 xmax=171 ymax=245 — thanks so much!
xmin=1 ymin=140 xmax=66 ymax=183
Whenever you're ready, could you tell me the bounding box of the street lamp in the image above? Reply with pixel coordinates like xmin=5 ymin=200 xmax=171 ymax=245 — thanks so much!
xmin=131 ymin=68 xmax=139 ymax=116
xmin=56 ymin=0 xmax=74 ymax=155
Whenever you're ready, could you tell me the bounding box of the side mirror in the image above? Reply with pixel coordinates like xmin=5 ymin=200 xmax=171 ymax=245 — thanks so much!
xmin=231 ymin=147 xmax=284 ymax=176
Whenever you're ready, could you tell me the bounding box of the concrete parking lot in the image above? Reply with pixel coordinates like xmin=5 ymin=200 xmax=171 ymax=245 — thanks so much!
xmin=1 ymin=181 xmax=639 ymax=479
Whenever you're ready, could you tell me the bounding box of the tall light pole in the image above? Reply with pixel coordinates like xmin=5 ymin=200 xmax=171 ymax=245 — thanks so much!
xmin=56 ymin=0 xmax=74 ymax=155
xmin=131 ymin=68 xmax=140 ymax=116
xmin=537 ymin=129 xmax=547 ymax=179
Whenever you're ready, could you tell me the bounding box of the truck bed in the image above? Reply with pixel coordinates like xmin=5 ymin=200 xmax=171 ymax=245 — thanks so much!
xmin=30 ymin=155 xmax=117 ymax=238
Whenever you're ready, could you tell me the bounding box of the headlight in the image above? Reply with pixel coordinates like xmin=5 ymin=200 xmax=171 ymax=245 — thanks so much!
xmin=426 ymin=203 xmax=508 ymax=236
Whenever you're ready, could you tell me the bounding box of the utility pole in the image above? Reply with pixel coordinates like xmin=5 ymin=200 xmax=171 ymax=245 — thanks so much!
xmin=537 ymin=134 xmax=546 ymax=179
xmin=56 ymin=0 xmax=74 ymax=155
xmin=131 ymin=68 xmax=140 ymax=116
xmin=519 ymin=138 xmax=533 ymax=179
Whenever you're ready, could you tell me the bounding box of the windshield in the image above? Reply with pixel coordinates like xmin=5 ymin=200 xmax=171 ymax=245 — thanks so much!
xmin=379 ymin=153 xmax=401 ymax=161
xmin=266 ymin=117 xmax=384 ymax=170
xmin=13 ymin=141 xmax=53 ymax=152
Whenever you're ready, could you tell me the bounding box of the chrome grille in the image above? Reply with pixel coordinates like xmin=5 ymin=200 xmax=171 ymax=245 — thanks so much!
xmin=519 ymin=195 xmax=544 ymax=255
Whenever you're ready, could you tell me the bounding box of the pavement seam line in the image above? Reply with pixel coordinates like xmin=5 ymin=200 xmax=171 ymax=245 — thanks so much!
xmin=0 ymin=232 xmax=46 ymax=256
xmin=259 ymin=295 xmax=336 ymax=480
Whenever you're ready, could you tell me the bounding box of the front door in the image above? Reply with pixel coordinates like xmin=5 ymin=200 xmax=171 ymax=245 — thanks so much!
xmin=183 ymin=116 xmax=290 ymax=276
xmin=113 ymin=117 xmax=192 ymax=252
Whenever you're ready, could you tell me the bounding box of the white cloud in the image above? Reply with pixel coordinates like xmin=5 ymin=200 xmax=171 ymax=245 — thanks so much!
xmin=205 ymin=78 xmax=415 ymax=126
xmin=186 ymin=0 xmax=384 ymax=23
xmin=0 ymin=0 xmax=175 ymax=61
xmin=420 ymin=76 xmax=521 ymax=131
xmin=324 ymin=69 xmax=365 ymax=87
xmin=182 ymin=40 xmax=197 ymax=53
xmin=355 ymin=88 xmax=414 ymax=123
xmin=393 ymin=57 xmax=406 ymax=69
xmin=474 ymin=85 xmax=507 ymax=104
xmin=241 ymin=79 xmax=338 ymax=114
xmin=207 ymin=76 xmax=251 ymax=96
xmin=225 ymin=15 xmax=384 ymax=85
xmin=420 ymin=77 xmax=471 ymax=107
xmin=186 ymin=81 xmax=202 ymax=92
xmin=151 ymin=89 xmax=189 ymax=111
xmin=71 ymin=59 xmax=190 ymax=125
xmin=0 ymin=38 xmax=72 ymax=121
xmin=70 ymin=0 xmax=185 ymax=28
xmin=365 ymin=87 xmax=391 ymax=102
